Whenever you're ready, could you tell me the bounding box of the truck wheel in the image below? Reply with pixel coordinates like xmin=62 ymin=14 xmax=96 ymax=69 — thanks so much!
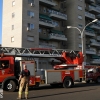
xmin=96 ymin=77 xmax=100 ymax=83
xmin=5 ymin=80 xmax=16 ymax=92
xmin=86 ymin=80 xmax=90 ymax=83
xmin=33 ymin=82 xmax=39 ymax=89
xmin=63 ymin=77 xmax=73 ymax=88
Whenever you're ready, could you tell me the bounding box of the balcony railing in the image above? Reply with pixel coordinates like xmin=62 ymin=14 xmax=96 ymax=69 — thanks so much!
xmin=89 ymin=5 xmax=100 ymax=14
xmin=49 ymin=33 xmax=67 ymax=41
xmin=90 ymin=41 xmax=100 ymax=46
xmin=39 ymin=43 xmax=56 ymax=49
xmin=90 ymin=59 xmax=100 ymax=64
xmin=86 ymin=49 xmax=96 ymax=54
xmin=90 ymin=24 xmax=100 ymax=30
xmin=96 ymin=14 xmax=100 ymax=19
xmin=85 ymin=11 xmax=95 ymax=19
xmin=98 ymin=51 xmax=100 ymax=56
xmin=85 ymin=30 xmax=96 ymax=37
xmin=39 ymin=19 xmax=55 ymax=28
xmin=49 ymin=10 xmax=67 ymax=20
xmin=39 ymin=0 xmax=57 ymax=6
xmin=97 ymin=36 xmax=100 ymax=41
xmin=97 ymin=0 xmax=100 ymax=3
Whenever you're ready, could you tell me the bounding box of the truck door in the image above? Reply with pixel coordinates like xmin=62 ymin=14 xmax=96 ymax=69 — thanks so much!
xmin=0 ymin=60 xmax=10 ymax=82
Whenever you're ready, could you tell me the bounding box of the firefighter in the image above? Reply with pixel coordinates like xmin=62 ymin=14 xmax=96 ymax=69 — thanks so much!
xmin=17 ymin=65 xmax=30 ymax=100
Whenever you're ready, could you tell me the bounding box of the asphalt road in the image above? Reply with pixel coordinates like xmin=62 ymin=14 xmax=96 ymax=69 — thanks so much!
xmin=2 ymin=83 xmax=100 ymax=100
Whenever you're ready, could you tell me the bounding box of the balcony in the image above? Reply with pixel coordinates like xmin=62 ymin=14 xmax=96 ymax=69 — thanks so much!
xmin=86 ymin=49 xmax=96 ymax=54
xmin=97 ymin=36 xmax=100 ymax=41
xmin=89 ymin=5 xmax=100 ymax=14
xmin=90 ymin=59 xmax=100 ymax=64
xmin=49 ymin=30 xmax=67 ymax=41
xmin=96 ymin=14 xmax=100 ymax=19
xmin=90 ymin=39 xmax=100 ymax=46
xmin=39 ymin=43 xmax=56 ymax=49
xmin=49 ymin=10 xmax=67 ymax=20
xmin=85 ymin=0 xmax=95 ymax=3
xmin=85 ymin=30 xmax=96 ymax=37
xmin=97 ymin=0 xmax=100 ymax=4
xmin=39 ymin=0 xmax=57 ymax=7
xmin=39 ymin=19 xmax=55 ymax=28
xmin=90 ymin=24 xmax=100 ymax=30
xmin=39 ymin=14 xmax=56 ymax=28
xmin=98 ymin=51 xmax=100 ymax=56
xmin=85 ymin=11 xmax=95 ymax=19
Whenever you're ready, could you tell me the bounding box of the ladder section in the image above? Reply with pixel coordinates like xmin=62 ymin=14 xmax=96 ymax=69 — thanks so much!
xmin=0 ymin=47 xmax=70 ymax=58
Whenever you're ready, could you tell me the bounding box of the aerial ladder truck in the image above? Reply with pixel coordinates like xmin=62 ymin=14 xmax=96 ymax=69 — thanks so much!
xmin=0 ymin=47 xmax=100 ymax=92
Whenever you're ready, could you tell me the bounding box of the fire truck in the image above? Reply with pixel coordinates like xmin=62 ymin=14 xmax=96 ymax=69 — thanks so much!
xmin=0 ymin=47 xmax=100 ymax=92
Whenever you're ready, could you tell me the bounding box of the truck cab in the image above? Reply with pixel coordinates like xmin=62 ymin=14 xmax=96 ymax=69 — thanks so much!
xmin=86 ymin=67 xmax=100 ymax=83
xmin=0 ymin=56 xmax=41 ymax=92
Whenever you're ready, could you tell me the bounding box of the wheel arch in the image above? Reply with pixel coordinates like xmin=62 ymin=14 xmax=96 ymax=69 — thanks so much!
xmin=2 ymin=76 xmax=18 ymax=89
xmin=63 ymin=76 xmax=73 ymax=83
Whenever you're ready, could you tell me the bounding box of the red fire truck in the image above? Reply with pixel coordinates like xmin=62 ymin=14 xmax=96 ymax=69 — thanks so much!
xmin=0 ymin=47 xmax=100 ymax=92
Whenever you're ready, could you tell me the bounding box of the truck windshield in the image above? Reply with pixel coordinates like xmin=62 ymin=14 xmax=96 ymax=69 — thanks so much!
xmin=0 ymin=60 xmax=9 ymax=70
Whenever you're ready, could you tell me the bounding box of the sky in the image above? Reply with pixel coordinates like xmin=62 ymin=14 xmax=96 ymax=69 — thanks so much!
xmin=0 ymin=0 xmax=2 ymax=44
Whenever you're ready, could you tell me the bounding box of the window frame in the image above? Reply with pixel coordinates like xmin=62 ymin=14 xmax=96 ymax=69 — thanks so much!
xmin=12 ymin=25 xmax=14 ymax=30
xmin=78 ymin=15 xmax=82 ymax=20
xmin=12 ymin=1 xmax=15 ymax=6
xmin=78 ymin=5 xmax=82 ymax=10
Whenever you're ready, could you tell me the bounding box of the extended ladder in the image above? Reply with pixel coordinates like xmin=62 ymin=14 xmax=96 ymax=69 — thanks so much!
xmin=0 ymin=47 xmax=73 ymax=58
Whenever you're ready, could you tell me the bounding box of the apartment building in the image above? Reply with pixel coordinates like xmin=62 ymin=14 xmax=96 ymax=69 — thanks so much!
xmin=65 ymin=0 xmax=100 ymax=65
xmin=85 ymin=0 xmax=100 ymax=65
xmin=2 ymin=0 xmax=67 ymax=69
xmin=2 ymin=0 xmax=100 ymax=68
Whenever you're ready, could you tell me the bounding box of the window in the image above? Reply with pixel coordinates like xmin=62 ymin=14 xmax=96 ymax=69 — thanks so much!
xmin=12 ymin=13 xmax=15 ymax=18
xmin=79 ymin=35 xmax=81 ymax=38
xmin=43 ymin=29 xmax=46 ymax=35
xmin=0 ymin=60 xmax=9 ymax=70
xmin=12 ymin=25 xmax=14 ymax=30
xmin=27 ymin=23 xmax=34 ymax=30
xmin=53 ymin=21 xmax=59 ymax=27
xmin=78 ymin=6 xmax=82 ymax=10
xmin=28 ymin=0 xmax=34 ymax=4
xmin=39 ymin=28 xmax=42 ymax=33
xmin=27 ymin=36 xmax=34 ymax=41
xmin=79 ymin=44 xmax=82 ymax=48
xmin=43 ymin=7 xmax=46 ymax=13
xmin=12 ymin=1 xmax=15 ymax=6
xmin=11 ymin=37 xmax=14 ymax=42
xmin=78 ymin=24 xmax=83 ymax=28
xmin=27 ymin=11 xmax=34 ymax=18
xmin=78 ymin=15 xmax=82 ymax=19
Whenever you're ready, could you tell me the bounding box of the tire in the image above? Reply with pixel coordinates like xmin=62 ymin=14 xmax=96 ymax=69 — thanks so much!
xmin=86 ymin=80 xmax=90 ymax=83
xmin=33 ymin=82 xmax=39 ymax=89
xmin=63 ymin=77 xmax=73 ymax=88
xmin=96 ymin=77 xmax=100 ymax=83
xmin=5 ymin=80 xmax=16 ymax=92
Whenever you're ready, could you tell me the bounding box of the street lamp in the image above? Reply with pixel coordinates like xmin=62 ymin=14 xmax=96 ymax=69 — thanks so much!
xmin=67 ymin=19 xmax=98 ymax=68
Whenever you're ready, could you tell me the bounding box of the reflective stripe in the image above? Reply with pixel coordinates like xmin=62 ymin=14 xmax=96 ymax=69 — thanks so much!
xmin=19 ymin=92 xmax=22 ymax=94
xmin=25 ymin=92 xmax=28 ymax=94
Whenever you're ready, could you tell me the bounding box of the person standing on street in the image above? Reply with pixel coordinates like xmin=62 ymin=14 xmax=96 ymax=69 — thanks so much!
xmin=17 ymin=65 xmax=30 ymax=100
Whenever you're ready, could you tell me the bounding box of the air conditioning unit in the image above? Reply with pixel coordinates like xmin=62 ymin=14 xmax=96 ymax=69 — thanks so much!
xmin=31 ymin=3 xmax=34 ymax=7
xmin=27 ymin=27 xmax=30 ymax=31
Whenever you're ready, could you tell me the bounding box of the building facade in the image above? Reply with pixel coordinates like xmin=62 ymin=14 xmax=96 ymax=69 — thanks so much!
xmin=2 ymin=0 xmax=100 ymax=68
